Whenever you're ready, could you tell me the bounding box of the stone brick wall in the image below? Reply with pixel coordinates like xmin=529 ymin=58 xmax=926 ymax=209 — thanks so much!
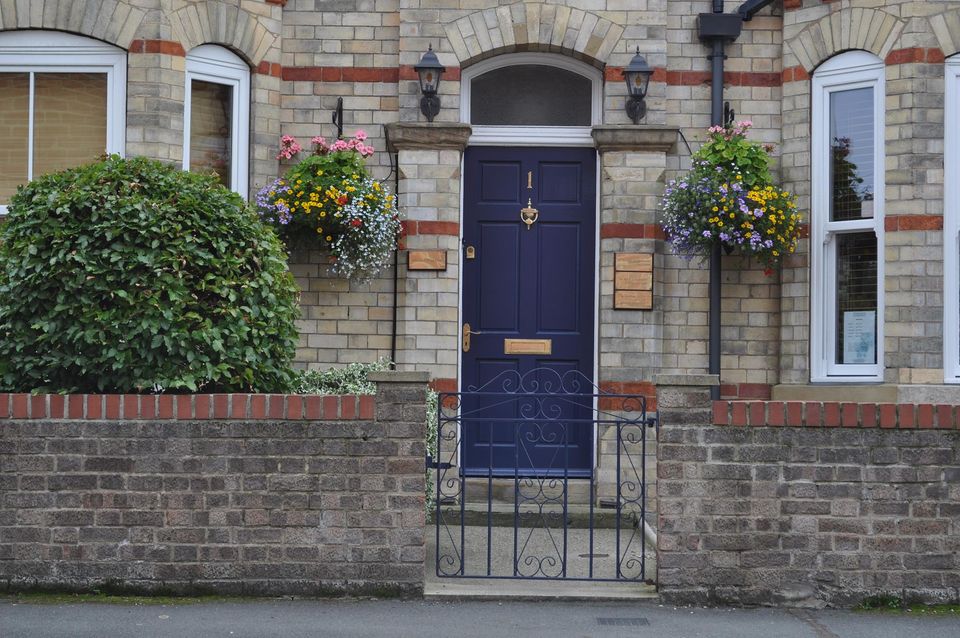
xmin=0 ymin=372 xmax=428 ymax=596
xmin=657 ymin=375 xmax=960 ymax=607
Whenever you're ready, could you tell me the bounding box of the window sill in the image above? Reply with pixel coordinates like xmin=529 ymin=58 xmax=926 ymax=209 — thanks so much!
xmin=773 ymin=383 xmax=960 ymax=404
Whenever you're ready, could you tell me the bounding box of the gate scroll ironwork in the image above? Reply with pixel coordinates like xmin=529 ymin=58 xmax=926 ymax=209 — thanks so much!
xmin=431 ymin=368 xmax=657 ymax=582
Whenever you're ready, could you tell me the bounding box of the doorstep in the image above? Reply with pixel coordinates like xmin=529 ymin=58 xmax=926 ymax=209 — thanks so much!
xmin=424 ymin=578 xmax=658 ymax=602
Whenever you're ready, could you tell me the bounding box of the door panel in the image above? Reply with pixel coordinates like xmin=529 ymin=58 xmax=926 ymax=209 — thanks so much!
xmin=462 ymin=146 xmax=596 ymax=476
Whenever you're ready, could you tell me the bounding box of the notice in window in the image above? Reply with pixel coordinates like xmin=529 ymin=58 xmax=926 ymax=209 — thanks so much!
xmin=843 ymin=310 xmax=876 ymax=365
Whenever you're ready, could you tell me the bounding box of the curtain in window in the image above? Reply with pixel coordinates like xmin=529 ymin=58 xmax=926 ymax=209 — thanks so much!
xmin=189 ymin=79 xmax=233 ymax=188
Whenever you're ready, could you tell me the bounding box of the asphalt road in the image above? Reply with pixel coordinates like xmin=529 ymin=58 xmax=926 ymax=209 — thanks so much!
xmin=1 ymin=598 xmax=958 ymax=638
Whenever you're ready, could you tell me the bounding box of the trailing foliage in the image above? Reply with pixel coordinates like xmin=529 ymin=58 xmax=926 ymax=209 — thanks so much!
xmin=256 ymin=132 xmax=401 ymax=282
xmin=292 ymin=359 xmax=392 ymax=395
xmin=0 ymin=155 xmax=300 ymax=393
xmin=660 ymin=122 xmax=801 ymax=270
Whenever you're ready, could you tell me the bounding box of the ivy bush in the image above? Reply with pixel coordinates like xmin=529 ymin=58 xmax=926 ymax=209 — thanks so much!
xmin=0 ymin=155 xmax=300 ymax=393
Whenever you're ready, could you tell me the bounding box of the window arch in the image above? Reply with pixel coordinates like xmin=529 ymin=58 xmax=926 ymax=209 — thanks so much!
xmin=945 ymin=55 xmax=960 ymax=382
xmin=183 ymin=45 xmax=250 ymax=196
xmin=810 ymin=50 xmax=885 ymax=381
xmin=460 ymin=53 xmax=602 ymax=146
xmin=0 ymin=30 xmax=126 ymax=211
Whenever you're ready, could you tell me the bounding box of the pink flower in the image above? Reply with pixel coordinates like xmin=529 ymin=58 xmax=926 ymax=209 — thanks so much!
xmin=276 ymin=135 xmax=302 ymax=160
xmin=331 ymin=139 xmax=348 ymax=151
xmin=347 ymin=138 xmax=357 ymax=148
xmin=354 ymin=130 xmax=368 ymax=141
xmin=311 ymin=136 xmax=327 ymax=147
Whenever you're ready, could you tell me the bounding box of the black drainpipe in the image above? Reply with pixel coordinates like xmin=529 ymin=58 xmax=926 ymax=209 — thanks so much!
xmin=697 ymin=0 xmax=776 ymax=400
xmin=390 ymin=152 xmax=400 ymax=369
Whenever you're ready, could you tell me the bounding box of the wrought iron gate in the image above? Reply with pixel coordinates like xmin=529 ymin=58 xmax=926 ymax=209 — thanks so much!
xmin=430 ymin=369 xmax=657 ymax=582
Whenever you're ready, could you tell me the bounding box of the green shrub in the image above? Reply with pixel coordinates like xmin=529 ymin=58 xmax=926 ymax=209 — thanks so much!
xmin=0 ymin=155 xmax=300 ymax=393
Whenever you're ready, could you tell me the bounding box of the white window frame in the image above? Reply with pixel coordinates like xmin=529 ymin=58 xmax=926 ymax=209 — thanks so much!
xmin=945 ymin=56 xmax=960 ymax=382
xmin=0 ymin=30 xmax=126 ymax=214
xmin=183 ymin=45 xmax=250 ymax=197
xmin=810 ymin=51 xmax=886 ymax=381
xmin=460 ymin=52 xmax=602 ymax=147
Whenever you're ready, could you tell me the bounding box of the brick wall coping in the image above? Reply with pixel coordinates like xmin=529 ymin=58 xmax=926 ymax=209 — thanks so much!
xmin=0 ymin=393 xmax=375 ymax=422
xmin=713 ymin=400 xmax=960 ymax=430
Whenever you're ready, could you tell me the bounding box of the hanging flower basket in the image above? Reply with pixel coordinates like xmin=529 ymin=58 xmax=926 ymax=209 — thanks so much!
xmin=660 ymin=122 xmax=801 ymax=271
xmin=256 ymin=132 xmax=401 ymax=282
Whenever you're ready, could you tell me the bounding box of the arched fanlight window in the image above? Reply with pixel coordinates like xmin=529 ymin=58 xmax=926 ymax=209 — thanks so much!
xmin=471 ymin=65 xmax=592 ymax=126
xmin=461 ymin=53 xmax=601 ymax=146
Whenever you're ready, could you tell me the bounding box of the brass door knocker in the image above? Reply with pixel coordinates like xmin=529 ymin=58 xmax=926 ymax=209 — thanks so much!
xmin=521 ymin=170 xmax=538 ymax=229
xmin=520 ymin=198 xmax=538 ymax=230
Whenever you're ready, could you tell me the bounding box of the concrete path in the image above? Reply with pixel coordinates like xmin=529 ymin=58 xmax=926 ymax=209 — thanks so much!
xmin=2 ymin=597 xmax=958 ymax=638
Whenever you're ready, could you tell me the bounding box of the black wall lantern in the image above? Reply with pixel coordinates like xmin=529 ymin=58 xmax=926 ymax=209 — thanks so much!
xmin=414 ymin=44 xmax=445 ymax=122
xmin=624 ymin=47 xmax=653 ymax=124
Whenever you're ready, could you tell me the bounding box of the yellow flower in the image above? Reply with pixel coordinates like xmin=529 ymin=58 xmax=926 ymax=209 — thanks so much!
xmin=712 ymin=206 xmax=719 ymax=212
xmin=326 ymin=235 xmax=333 ymax=242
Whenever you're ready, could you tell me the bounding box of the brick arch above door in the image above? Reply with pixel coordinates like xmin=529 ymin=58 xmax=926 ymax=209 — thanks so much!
xmin=443 ymin=2 xmax=624 ymax=68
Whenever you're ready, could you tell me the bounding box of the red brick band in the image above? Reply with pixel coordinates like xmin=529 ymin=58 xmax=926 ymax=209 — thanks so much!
xmin=713 ymin=400 xmax=960 ymax=430
xmin=401 ymin=220 xmax=459 ymax=237
xmin=719 ymin=383 xmax=772 ymax=400
xmin=3 ymin=393 xmax=373 ymax=421
xmin=885 ymin=47 xmax=946 ymax=65
xmin=256 ymin=61 xmax=283 ymax=78
xmin=781 ymin=65 xmax=810 ymax=83
xmin=598 ymin=381 xmax=657 ymax=411
xmin=885 ymin=215 xmax=943 ymax=232
xmin=399 ymin=65 xmax=462 ymax=82
xmin=282 ymin=66 xmax=399 ymax=82
xmin=128 ymin=39 xmax=186 ymax=57
xmin=600 ymin=223 xmax=665 ymax=240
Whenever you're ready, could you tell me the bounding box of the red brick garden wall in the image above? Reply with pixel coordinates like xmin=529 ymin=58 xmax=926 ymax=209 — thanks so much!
xmin=0 ymin=372 xmax=428 ymax=597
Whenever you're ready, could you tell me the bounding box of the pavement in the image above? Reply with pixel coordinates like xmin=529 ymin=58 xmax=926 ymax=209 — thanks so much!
xmin=1 ymin=597 xmax=959 ymax=638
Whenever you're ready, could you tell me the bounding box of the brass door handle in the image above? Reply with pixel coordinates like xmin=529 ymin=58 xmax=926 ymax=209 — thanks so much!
xmin=462 ymin=323 xmax=483 ymax=352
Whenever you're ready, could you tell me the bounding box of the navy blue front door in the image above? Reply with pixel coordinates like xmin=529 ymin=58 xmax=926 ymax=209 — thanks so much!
xmin=461 ymin=146 xmax=596 ymax=476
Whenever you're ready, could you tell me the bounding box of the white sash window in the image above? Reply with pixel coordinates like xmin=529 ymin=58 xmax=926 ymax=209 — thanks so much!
xmin=945 ymin=56 xmax=960 ymax=382
xmin=811 ymin=52 xmax=885 ymax=381
xmin=183 ymin=45 xmax=249 ymax=197
xmin=0 ymin=31 xmax=126 ymax=213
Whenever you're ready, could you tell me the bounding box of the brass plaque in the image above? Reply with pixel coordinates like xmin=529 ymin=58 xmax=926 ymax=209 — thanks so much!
xmin=615 ymin=252 xmax=653 ymax=272
xmin=504 ymin=338 xmax=552 ymax=355
xmin=615 ymin=290 xmax=653 ymax=310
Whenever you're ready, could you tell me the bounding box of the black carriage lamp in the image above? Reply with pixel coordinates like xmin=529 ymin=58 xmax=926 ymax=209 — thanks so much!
xmin=414 ymin=44 xmax=446 ymax=122
xmin=624 ymin=47 xmax=654 ymax=124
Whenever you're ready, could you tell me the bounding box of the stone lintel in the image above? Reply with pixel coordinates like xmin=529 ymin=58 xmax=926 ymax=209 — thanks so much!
xmin=655 ymin=374 xmax=719 ymax=388
xmin=591 ymin=125 xmax=679 ymax=153
xmin=368 ymin=370 xmax=431 ymax=384
xmin=385 ymin=122 xmax=472 ymax=153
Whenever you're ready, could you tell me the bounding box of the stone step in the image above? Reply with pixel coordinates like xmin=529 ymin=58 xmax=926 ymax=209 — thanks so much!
xmin=428 ymin=503 xmax=652 ymax=530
